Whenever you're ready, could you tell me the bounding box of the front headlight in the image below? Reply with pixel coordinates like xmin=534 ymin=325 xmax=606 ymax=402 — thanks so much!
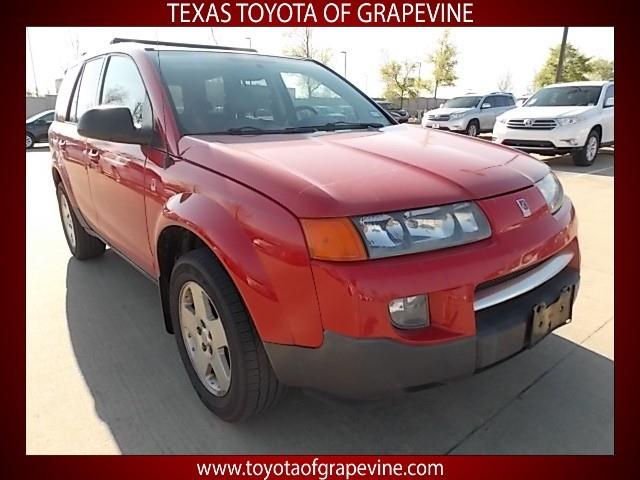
xmin=353 ymin=202 xmax=491 ymax=259
xmin=556 ymin=117 xmax=580 ymax=126
xmin=535 ymin=173 xmax=564 ymax=214
xmin=449 ymin=113 xmax=463 ymax=120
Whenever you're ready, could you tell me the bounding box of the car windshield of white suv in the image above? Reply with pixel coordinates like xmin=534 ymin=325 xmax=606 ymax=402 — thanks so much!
xmin=155 ymin=51 xmax=392 ymax=135
xmin=442 ymin=96 xmax=481 ymax=108
xmin=526 ymin=86 xmax=602 ymax=107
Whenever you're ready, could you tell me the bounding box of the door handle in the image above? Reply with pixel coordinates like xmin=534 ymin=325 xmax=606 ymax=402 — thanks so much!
xmin=88 ymin=148 xmax=100 ymax=161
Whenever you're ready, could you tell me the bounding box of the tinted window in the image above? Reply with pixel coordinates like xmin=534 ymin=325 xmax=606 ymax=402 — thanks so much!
xmin=73 ymin=58 xmax=104 ymax=123
xmin=41 ymin=112 xmax=54 ymax=122
xmin=54 ymin=64 xmax=80 ymax=122
xmin=101 ymin=55 xmax=151 ymax=128
xmin=502 ymin=95 xmax=515 ymax=106
xmin=157 ymin=51 xmax=391 ymax=135
xmin=484 ymin=96 xmax=499 ymax=107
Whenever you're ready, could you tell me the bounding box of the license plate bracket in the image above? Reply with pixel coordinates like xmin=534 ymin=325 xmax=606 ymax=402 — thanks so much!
xmin=528 ymin=285 xmax=574 ymax=347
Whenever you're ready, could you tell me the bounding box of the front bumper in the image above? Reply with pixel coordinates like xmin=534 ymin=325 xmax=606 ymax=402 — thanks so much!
xmin=265 ymin=265 xmax=579 ymax=399
xmin=422 ymin=118 xmax=467 ymax=131
xmin=492 ymin=121 xmax=592 ymax=153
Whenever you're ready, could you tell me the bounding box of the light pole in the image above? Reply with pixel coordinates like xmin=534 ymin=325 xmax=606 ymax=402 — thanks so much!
xmin=245 ymin=37 xmax=252 ymax=49
xmin=556 ymin=27 xmax=569 ymax=83
xmin=340 ymin=50 xmax=347 ymax=77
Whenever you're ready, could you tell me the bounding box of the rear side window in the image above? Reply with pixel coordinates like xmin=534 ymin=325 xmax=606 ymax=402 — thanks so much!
xmin=54 ymin=64 xmax=80 ymax=122
xmin=501 ymin=96 xmax=515 ymax=106
xmin=72 ymin=57 xmax=104 ymax=123
xmin=100 ymin=55 xmax=151 ymax=128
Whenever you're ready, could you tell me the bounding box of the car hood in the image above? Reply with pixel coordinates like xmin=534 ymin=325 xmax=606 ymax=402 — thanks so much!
xmin=500 ymin=105 xmax=594 ymax=119
xmin=426 ymin=107 xmax=472 ymax=116
xmin=179 ymin=124 xmax=548 ymax=218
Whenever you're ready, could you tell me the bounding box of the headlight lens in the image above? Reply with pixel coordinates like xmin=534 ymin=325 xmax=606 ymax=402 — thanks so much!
xmin=449 ymin=112 xmax=463 ymax=120
xmin=535 ymin=173 xmax=564 ymax=214
xmin=556 ymin=117 xmax=579 ymax=126
xmin=353 ymin=202 xmax=491 ymax=259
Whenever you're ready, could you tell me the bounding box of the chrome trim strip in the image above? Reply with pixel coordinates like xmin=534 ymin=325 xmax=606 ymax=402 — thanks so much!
xmin=474 ymin=252 xmax=574 ymax=311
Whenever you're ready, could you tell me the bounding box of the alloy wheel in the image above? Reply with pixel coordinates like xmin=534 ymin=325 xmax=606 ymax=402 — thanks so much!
xmin=179 ymin=281 xmax=232 ymax=397
xmin=59 ymin=194 xmax=76 ymax=250
xmin=586 ymin=135 xmax=598 ymax=162
xmin=26 ymin=135 xmax=34 ymax=148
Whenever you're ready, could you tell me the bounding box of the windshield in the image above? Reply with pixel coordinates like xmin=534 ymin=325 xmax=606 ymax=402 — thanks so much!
xmin=527 ymin=86 xmax=602 ymax=107
xmin=155 ymin=51 xmax=392 ymax=135
xmin=443 ymin=96 xmax=481 ymax=109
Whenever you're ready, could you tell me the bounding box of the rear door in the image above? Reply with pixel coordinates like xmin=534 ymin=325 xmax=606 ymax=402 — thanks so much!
xmin=84 ymin=54 xmax=155 ymax=273
xmin=55 ymin=57 xmax=105 ymax=228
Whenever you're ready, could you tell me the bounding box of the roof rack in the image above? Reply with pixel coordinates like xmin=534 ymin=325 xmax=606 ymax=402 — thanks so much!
xmin=110 ymin=38 xmax=257 ymax=53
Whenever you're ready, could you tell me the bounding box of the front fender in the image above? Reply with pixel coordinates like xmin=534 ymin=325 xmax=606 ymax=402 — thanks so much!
xmin=153 ymin=185 xmax=323 ymax=348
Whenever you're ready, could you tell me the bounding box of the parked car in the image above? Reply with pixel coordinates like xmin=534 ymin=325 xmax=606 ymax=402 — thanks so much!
xmin=50 ymin=39 xmax=580 ymax=421
xmin=421 ymin=92 xmax=516 ymax=136
xmin=493 ymin=81 xmax=614 ymax=166
xmin=26 ymin=109 xmax=54 ymax=148
xmin=376 ymin=100 xmax=409 ymax=123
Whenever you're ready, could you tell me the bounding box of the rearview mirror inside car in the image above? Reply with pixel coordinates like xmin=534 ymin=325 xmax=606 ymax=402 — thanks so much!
xmin=78 ymin=107 xmax=151 ymax=145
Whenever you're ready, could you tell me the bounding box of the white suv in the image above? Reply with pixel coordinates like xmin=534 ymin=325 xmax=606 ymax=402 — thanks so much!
xmin=422 ymin=92 xmax=516 ymax=137
xmin=492 ymin=81 xmax=614 ymax=166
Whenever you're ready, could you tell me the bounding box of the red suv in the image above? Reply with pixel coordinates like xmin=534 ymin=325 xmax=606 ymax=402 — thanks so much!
xmin=50 ymin=39 xmax=580 ymax=422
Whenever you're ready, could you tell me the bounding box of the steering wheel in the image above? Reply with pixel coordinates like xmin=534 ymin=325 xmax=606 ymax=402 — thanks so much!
xmin=295 ymin=105 xmax=319 ymax=117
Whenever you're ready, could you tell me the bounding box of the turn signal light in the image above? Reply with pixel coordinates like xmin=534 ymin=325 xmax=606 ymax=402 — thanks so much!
xmin=300 ymin=218 xmax=367 ymax=261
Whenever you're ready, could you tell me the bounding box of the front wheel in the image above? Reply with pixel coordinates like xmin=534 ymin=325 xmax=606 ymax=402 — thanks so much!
xmin=466 ymin=120 xmax=479 ymax=137
xmin=26 ymin=133 xmax=35 ymax=149
xmin=572 ymin=129 xmax=600 ymax=166
xmin=169 ymin=248 xmax=285 ymax=422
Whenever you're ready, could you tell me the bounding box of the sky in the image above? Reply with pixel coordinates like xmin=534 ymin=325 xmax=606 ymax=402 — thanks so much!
xmin=26 ymin=27 xmax=614 ymax=99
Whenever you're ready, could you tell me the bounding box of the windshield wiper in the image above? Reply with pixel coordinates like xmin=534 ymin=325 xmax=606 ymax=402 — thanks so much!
xmin=315 ymin=121 xmax=384 ymax=131
xmin=224 ymin=125 xmax=319 ymax=135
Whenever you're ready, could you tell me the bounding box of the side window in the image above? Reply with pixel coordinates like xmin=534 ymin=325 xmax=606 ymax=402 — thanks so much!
xmin=603 ymin=85 xmax=614 ymax=106
xmin=503 ymin=96 xmax=515 ymax=106
xmin=483 ymin=96 xmax=496 ymax=108
xmin=101 ymin=55 xmax=151 ymax=128
xmin=73 ymin=57 xmax=104 ymax=123
xmin=54 ymin=64 xmax=80 ymax=122
xmin=42 ymin=112 xmax=54 ymax=123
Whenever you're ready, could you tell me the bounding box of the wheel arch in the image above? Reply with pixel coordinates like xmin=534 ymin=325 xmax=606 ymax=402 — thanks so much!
xmin=152 ymin=189 xmax=323 ymax=347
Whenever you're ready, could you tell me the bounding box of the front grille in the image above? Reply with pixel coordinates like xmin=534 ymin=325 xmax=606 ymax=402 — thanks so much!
xmin=427 ymin=114 xmax=451 ymax=121
xmin=507 ymin=119 xmax=557 ymax=130
xmin=502 ymin=139 xmax=555 ymax=148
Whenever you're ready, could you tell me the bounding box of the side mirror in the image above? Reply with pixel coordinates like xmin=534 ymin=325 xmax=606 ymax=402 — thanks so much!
xmin=481 ymin=102 xmax=492 ymax=109
xmin=439 ymin=103 xmax=444 ymax=108
xmin=604 ymin=97 xmax=614 ymax=108
xmin=78 ymin=106 xmax=151 ymax=144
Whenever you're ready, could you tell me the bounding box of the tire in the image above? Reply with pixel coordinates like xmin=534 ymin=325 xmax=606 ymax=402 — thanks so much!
xmin=26 ymin=133 xmax=35 ymax=149
xmin=56 ymin=183 xmax=106 ymax=260
xmin=572 ymin=129 xmax=600 ymax=166
xmin=169 ymin=248 xmax=285 ymax=422
xmin=466 ymin=120 xmax=479 ymax=137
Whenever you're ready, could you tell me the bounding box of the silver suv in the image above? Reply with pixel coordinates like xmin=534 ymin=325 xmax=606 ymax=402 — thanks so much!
xmin=422 ymin=92 xmax=516 ymax=136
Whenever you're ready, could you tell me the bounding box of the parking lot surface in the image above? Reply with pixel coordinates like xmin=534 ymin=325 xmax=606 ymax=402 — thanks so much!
xmin=26 ymin=145 xmax=613 ymax=454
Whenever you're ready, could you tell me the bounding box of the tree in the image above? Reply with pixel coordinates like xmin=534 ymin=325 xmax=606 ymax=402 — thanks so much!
xmin=283 ymin=28 xmax=332 ymax=97
xmin=588 ymin=58 xmax=614 ymax=81
xmin=534 ymin=43 xmax=592 ymax=89
xmin=380 ymin=60 xmax=426 ymax=108
xmin=427 ymin=29 xmax=458 ymax=99
xmin=497 ymin=71 xmax=513 ymax=92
